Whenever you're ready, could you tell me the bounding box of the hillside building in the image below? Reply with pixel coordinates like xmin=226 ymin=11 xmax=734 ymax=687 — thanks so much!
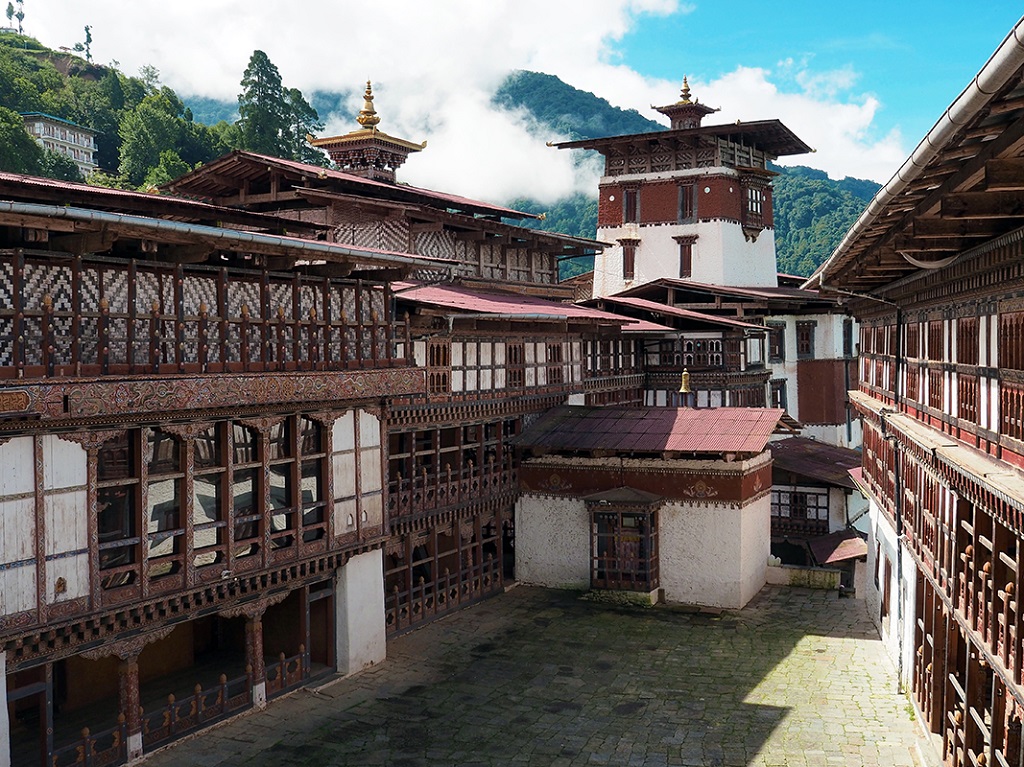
xmin=20 ymin=112 xmax=98 ymax=177
xmin=809 ymin=17 xmax=1024 ymax=766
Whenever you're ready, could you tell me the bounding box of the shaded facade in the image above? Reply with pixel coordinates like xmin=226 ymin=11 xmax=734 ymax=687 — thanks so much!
xmin=810 ymin=19 xmax=1024 ymax=767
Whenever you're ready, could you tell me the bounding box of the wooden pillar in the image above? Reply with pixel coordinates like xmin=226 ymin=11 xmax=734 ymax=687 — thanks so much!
xmin=246 ymin=612 xmax=267 ymax=709
xmin=118 ymin=655 xmax=143 ymax=761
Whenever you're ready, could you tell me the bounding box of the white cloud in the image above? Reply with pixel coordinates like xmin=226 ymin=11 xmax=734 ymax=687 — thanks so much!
xmin=26 ymin=0 xmax=904 ymax=203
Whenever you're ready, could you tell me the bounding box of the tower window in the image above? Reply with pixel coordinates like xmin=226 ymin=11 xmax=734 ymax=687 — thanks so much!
xmin=678 ymin=184 xmax=696 ymax=223
xmin=618 ymin=238 xmax=640 ymax=282
xmin=623 ymin=187 xmax=639 ymax=223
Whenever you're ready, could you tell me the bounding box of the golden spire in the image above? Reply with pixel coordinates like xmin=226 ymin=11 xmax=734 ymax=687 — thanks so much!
xmin=679 ymin=76 xmax=693 ymax=105
xmin=357 ymin=80 xmax=381 ymax=129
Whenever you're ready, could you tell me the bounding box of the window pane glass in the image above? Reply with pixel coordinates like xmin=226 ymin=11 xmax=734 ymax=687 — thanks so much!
xmin=97 ymin=434 xmax=134 ymax=482
xmin=267 ymin=420 xmax=292 ymax=460
xmin=193 ymin=473 xmax=222 ymax=524
xmin=301 ymin=460 xmax=322 ymax=505
xmin=146 ymin=429 xmax=179 ymax=475
xmin=232 ymin=423 xmax=259 ymax=464
xmin=269 ymin=465 xmax=292 ymax=510
xmin=194 ymin=425 xmax=222 ymax=469
xmin=147 ymin=478 xmax=180 ymax=533
xmin=232 ymin=468 xmax=259 ymax=517
xmin=98 ymin=486 xmax=135 ymax=543
xmin=299 ymin=416 xmax=322 ymax=455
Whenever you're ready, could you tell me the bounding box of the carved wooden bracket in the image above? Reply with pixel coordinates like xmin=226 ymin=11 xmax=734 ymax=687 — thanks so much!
xmin=218 ymin=590 xmax=291 ymax=620
xmin=80 ymin=624 xmax=176 ymax=661
xmin=59 ymin=429 xmax=126 ymax=451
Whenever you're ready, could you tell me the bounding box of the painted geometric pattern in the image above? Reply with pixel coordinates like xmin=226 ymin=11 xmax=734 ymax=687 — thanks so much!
xmin=415 ymin=231 xmax=457 ymax=261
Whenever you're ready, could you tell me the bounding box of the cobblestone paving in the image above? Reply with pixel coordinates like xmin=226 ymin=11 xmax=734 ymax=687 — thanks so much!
xmin=144 ymin=586 xmax=938 ymax=767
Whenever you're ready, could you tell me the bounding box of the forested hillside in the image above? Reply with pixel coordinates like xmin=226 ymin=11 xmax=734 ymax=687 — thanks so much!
xmin=494 ymin=71 xmax=880 ymax=277
xmin=0 ymin=33 xmax=879 ymax=277
xmin=0 ymin=32 xmax=325 ymax=188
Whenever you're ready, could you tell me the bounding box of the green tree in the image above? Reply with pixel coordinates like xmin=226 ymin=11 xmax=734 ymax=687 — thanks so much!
xmin=0 ymin=104 xmax=43 ymax=174
xmin=284 ymin=87 xmax=326 ymax=165
xmin=14 ymin=0 xmax=22 ymax=33
xmin=5 ymin=3 xmax=12 ymax=27
xmin=39 ymin=148 xmax=83 ymax=181
xmin=117 ymin=93 xmax=180 ymax=186
xmin=72 ymin=25 xmax=92 ymax=63
xmin=141 ymin=149 xmax=190 ymax=189
xmin=237 ymin=49 xmax=287 ymax=156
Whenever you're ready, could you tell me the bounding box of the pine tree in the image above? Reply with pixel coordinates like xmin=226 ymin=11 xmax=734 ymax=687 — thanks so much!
xmin=284 ymin=87 xmax=326 ymax=165
xmin=237 ymin=50 xmax=287 ymax=157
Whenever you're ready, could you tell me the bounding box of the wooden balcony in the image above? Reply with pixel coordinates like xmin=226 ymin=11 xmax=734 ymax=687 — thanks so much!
xmin=0 ymin=250 xmax=411 ymax=381
xmin=388 ymin=458 xmax=517 ymax=525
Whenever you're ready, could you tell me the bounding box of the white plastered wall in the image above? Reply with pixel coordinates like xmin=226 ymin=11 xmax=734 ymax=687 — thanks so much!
xmin=334 ymin=548 xmax=386 ymax=676
xmin=593 ymin=220 xmax=778 ymax=297
xmin=515 ymin=495 xmax=590 ymax=589
xmin=864 ymin=497 xmax=916 ymax=689
xmin=42 ymin=436 xmax=89 ymax=607
xmin=659 ymin=494 xmax=770 ymax=609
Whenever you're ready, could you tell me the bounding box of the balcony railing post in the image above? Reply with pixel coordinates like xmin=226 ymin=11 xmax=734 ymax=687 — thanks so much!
xmin=240 ymin=304 xmax=251 ymax=371
xmin=198 ymin=302 xmax=209 ymax=372
xmin=98 ymin=298 xmax=110 ymax=375
xmin=42 ymin=293 xmax=54 ymax=377
xmin=148 ymin=299 xmax=160 ymax=373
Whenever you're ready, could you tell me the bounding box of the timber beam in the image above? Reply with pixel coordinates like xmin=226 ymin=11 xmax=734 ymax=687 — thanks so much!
xmin=913 ymin=217 xmax=1008 ymax=238
xmin=940 ymin=191 xmax=1024 ymax=219
xmin=984 ymin=158 xmax=1024 ymax=190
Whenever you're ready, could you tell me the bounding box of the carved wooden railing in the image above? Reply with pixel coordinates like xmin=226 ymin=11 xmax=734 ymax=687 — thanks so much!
xmin=140 ymin=672 xmax=251 ymax=750
xmin=385 ymin=554 xmax=501 ymax=635
xmin=388 ymin=459 xmax=517 ymax=522
xmin=265 ymin=646 xmax=309 ymax=699
xmin=0 ymin=251 xmax=412 ymax=380
xmin=51 ymin=716 xmax=128 ymax=767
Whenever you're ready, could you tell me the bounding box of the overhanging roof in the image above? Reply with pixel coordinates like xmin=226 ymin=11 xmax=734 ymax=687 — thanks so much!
xmin=593 ymin=295 xmax=768 ymax=332
xmin=808 ymin=18 xmax=1024 ymax=292
xmin=808 ymin=530 xmax=868 ymax=565
xmin=770 ymin=437 xmax=862 ymax=490
xmin=552 ymin=119 xmax=811 ymax=158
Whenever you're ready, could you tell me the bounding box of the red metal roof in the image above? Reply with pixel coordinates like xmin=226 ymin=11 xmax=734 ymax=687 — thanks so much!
xmin=166 ymin=151 xmax=533 ymax=220
xmin=394 ymin=282 xmax=636 ymax=325
xmin=596 ymin=295 xmax=767 ymax=331
xmin=515 ymin=406 xmax=784 ymax=455
xmin=770 ymin=437 xmax=862 ymax=490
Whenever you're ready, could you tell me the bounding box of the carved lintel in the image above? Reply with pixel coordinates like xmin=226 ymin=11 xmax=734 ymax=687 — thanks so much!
xmin=160 ymin=422 xmax=213 ymax=439
xmin=80 ymin=624 xmax=176 ymax=661
xmin=219 ymin=590 xmax=291 ymax=620
xmin=306 ymin=410 xmax=343 ymax=427
xmin=238 ymin=415 xmax=286 ymax=433
xmin=59 ymin=429 xmax=126 ymax=451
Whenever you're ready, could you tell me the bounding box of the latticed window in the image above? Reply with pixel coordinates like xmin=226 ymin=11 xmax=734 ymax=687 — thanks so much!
xmin=427 ymin=340 xmax=451 ymax=394
xmin=590 ymin=509 xmax=659 ymax=592
xmin=1000 ymin=311 xmax=1024 ymax=370
xmin=906 ymin=323 xmax=920 ymax=358
xmin=928 ymin=320 xmax=944 ymax=361
xmin=957 ymin=316 xmax=978 ymax=365
xmin=678 ymin=183 xmax=696 ymax=222
xmin=745 ymin=186 xmax=764 ymax=226
xmin=796 ymin=322 xmax=815 ymax=359
xmin=621 ymin=242 xmax=637 ymax=280
xmin=506 ymin=342 xmax=525 ymax=388
xmin=623 ymin=187 xmax=639 ymax=223
xmin=767 ymin=323 xmax=785 ymax=362
xmin=547 ymin=342 xmax=564 ymax=385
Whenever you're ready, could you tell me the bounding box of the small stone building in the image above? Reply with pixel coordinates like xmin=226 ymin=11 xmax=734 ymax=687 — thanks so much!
xmin=514 ymin=405 xmax=782 ymax=608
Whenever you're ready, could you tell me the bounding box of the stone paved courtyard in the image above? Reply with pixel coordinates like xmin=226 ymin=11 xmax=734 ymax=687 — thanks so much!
xmin=143 ymin=586 xmax=938 ymax=767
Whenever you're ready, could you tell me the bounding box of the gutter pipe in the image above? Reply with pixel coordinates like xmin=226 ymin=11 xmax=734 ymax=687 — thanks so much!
xmin=0 ymin=200 xmax=443 ymax=271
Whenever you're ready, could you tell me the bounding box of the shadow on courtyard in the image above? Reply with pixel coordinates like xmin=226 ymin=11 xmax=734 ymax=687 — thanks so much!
xmin=145 ymin=585 xmax=922 ymax=767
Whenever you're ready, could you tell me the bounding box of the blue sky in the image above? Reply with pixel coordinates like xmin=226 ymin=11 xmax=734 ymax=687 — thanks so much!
xmin=24 ymin=2 xmax=1024 ymax=199
xmin=618 ymin=4 xmax=1023 ymax=149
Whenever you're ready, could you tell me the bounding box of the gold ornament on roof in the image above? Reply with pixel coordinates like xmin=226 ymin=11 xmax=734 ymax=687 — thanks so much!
xmin=678 ymin=368 xmax=691 ymax=394
xmin=357 ymin=80 xmax=381 ymax=129
xmin=679 ymin=76 xmax=693 ymax=104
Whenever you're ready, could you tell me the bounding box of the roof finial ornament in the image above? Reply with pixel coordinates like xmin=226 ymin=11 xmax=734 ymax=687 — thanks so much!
xmin=680 ymin=76 xmax=693 ymax=105
xmin=357 ymin=80 xmax=381 ymax=129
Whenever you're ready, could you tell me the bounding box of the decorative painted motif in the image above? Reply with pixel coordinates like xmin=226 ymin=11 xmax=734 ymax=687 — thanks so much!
xmin=11 ymin=368 xmax=424 ymax=424
xmin=0 ymin=389 xmax=30 ymax=413
xmin=682 ymin=480 xmax=719 ymax=499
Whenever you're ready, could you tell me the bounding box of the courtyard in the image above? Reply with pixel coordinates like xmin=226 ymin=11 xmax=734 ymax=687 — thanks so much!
xmin=142 ymin=585 xmax=936 ymax=767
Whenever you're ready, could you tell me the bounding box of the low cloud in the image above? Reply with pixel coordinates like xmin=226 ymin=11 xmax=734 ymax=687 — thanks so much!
xmin=28 ymin=0 xmax=906 ymax=202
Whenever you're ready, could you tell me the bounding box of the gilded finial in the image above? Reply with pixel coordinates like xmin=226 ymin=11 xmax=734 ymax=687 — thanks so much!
xmin=357 ymin=80 xmax=381 ymax=129
xmin=678 ymin=368 xmax=691 ymax=394
xmin=679 ymin=76 xmax=692 ymax=105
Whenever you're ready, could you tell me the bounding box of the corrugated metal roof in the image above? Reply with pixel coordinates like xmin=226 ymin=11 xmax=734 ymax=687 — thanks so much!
xmin=808 ymin=530 xmax=868 ymax=565
xmin=166 ymin=151 xmax=534 ymax=220
xmin=596 ymin=295 xmax=767 ymax=331
xmin=771 ymin=437 xmax=862 ymax=489
xmin=394 ymin=282 xmax=636 ymax=325
xmin=514 ymin=405 xmax=783 ymax=455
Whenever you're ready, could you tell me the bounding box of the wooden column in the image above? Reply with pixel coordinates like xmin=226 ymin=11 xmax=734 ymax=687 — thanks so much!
xmin=246 ymin=612 xmax=267 ymax=709
xmin=118 ymin=656 xmax=142 ymax=761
